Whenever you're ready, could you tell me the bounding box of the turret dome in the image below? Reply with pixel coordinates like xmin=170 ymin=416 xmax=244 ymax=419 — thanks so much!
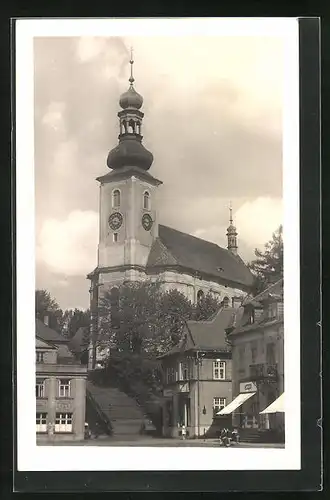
xmin=119 ymin=86 xmax=143 ymax=110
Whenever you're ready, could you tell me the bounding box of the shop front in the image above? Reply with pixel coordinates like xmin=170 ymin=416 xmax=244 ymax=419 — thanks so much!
xmin=218 ymin=381 xmax=257 ymax=427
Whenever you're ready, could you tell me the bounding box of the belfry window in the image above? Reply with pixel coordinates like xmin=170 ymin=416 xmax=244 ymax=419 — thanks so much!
xmin=112 ymin=189 xmax=121 ymax=208
xmin=128 ymin=119 xmax=135 ymax=134
xmin=143 ymin=191 xmax=150 ymax=210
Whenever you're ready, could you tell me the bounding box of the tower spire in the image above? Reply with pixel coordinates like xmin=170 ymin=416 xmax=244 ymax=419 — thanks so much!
xmin=129 ymin=47 xmax=134 ymax=86
xmin=226 ymin=202 xmax=238 ymax=255
xmin=229 ymin=200 xmax=233 ymax=225
xmin=106 ymin=50 xmax=154 ymax=172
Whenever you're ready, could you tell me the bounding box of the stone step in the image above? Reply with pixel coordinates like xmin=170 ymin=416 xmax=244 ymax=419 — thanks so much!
xmin=86 ymin=381 xmax=144 ymax=438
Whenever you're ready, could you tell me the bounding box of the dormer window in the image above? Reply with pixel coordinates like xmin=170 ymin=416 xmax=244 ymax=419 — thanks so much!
xmin=112 ymin=189 xmax=121 ymax=208
xmin=143 ymin=191 xmax=150 ymax=210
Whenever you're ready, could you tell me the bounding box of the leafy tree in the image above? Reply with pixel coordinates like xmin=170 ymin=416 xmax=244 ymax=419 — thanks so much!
xmin=98 ymin=281 xmax=194 ymax=356
xmin=248 ymin=225 xmax=283 ymax=294
xmin=194 ymin=292 xmax=221 ymax=321
xmin=66 ymin=308 xmax=90 ymax=338
xmin=35 ymin=289 xmax=63 ymax=332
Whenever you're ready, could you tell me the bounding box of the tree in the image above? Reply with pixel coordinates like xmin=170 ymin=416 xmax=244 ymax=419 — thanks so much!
xmin=66 ymin=308 xmax=90 ymax=339
xmin=98 ymin=281 xmax=194 ymax=357
xmin=194 ymin=292 xmax=221 ymax=321
xmin=35 ymin=289 xmax=63 ymax=332
xmin=248 ymin=225 xmax=283 ymax=294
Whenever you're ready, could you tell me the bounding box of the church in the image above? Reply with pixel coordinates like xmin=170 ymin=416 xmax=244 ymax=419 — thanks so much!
xmin=87 ymin=54 xmax=254 ymax=366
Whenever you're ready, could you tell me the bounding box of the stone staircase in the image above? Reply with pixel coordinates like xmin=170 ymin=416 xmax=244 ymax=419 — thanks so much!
xmin=86 ymin=381 xmax=145 ymax=438
xmin=239 ymin=428 xmax=283 ymax=444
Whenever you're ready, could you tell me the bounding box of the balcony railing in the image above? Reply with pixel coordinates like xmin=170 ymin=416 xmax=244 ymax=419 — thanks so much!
xmin=249 ymin=363 xmax=278 ymax=381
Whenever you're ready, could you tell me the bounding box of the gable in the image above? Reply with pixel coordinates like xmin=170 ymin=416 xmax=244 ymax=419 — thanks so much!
xmin=36 ymin=336 xmax=57 ymax=349
xmin=147 ymin=238 xmax=178 ymax=267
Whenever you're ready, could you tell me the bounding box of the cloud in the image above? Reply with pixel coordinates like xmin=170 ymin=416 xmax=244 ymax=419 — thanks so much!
xmin=37 ymin=210 xmax=99 ymax=275
xmin=42 ymin=101 xmax=66 ymax=132
xmin=235 ymin=197 xmax=283 ymax=249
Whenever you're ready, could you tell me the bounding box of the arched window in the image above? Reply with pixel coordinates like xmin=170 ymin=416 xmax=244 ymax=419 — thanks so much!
xmin=197 ymin=289 xmax=204 ymax=302
xmin=128 ymin=119 xmax=135 ymax=134
xmin=223 ymin=296 xmax=230 ymax=309
xmin=121 ymin=120 xmax=127 ymax=135
xmin=143 ymin=191 xmax=150 ymax=210
xmin=110 ymin=287 xmax=120 ymax=328
xmin=112 ymin=189 xmax=120 ymax=208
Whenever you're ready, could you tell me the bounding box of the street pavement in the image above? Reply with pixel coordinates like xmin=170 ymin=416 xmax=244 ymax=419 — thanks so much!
xmin=39 ymin=435 xmax=285 ymax=448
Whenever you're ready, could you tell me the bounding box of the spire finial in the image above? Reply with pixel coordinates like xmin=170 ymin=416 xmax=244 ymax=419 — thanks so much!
xmin=229 ymin=200 xmax=233 ymax=225
xmin=129 ymin=47 xmax=134 ymax=86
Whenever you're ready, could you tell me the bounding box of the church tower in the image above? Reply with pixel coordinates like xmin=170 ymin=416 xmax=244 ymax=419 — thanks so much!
xmin=96 ymin=50 xmax=162 ymax=280
xmin=226 ymin=202 xmax=238 ymax=255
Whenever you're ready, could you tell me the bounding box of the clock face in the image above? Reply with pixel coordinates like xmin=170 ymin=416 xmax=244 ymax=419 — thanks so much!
xmin=142 ymin=213 xmax=153 ymax=231
xmin=108 ymin=212 xmax=123 ymax=231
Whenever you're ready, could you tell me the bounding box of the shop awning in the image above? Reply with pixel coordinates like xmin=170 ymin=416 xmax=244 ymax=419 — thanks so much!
xmin=217 ymin=391 xmax=256 ymax=415
xmin=260 ymin=393 xmax=284 ymax=414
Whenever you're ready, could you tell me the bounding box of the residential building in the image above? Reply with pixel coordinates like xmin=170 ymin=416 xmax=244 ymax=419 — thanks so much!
xmin=36 ymin=318 xmax=88 ymax=442
xmin=223 ymin=279 xmax=284 ymax=440
xmin=158 ymin=306 xmax=237 ymax=438
xmin=87 ymin=55 xmax=253 ymax=369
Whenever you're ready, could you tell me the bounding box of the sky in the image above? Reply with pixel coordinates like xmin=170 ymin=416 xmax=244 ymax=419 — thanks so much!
xmin=34 ymin=35 xmax=283 ymax=311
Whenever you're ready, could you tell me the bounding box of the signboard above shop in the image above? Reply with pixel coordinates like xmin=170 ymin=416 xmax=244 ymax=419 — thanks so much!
xmin=240 ymin=381 xmax=257 ymax=393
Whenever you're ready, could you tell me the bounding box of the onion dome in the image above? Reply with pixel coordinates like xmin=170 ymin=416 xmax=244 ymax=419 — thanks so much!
xmin=227 ymin=223 xmax=237 ymax=233
xmin=107 ymin=136 xmax=153 ymax=171
xmin=119 ymin=86 xmax=143 ymax=110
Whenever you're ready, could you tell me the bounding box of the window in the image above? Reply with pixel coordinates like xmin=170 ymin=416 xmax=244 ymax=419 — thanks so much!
xmin=36 ymin=379 xmax=45 ymax=398
xmin=128 ymin=119 xmax=135 ymax=134
xmin=113 ymin=232 xmax=118 ymax=243
xmin=58 ymin=379 xmax=71 ymax=398
xmin=266 ymin=343 xmax=276 ymax=365
xmin=223 ymin=296 xmax=230 ymax=308
xmin=166 ymin=367 xmax=176 ymax=384
xmin=251 ymin=341 xmax=258 ymax=364
xmin=179 ymin=362 xmax=189 ymax=380
xmin=249 ymin=309 xmax=255 ymax=324
xmin=112 ymin=189 xmax=121 ymax=208
xmin=197 ymin=289 xmax=204 ymax=302
xmin=213 ymin=360 xmax=226 ymax=380
xmin=36 ymin=351 xmax=45 ymax=363
xmin=143 ymin=191 xmax=150 ymax=210
xmin=268 ymin=303 xmax=277 ymax=319
xmin=55 ymin=413 xmax=73 ymax=433
xmin=36 ymin=412 xmax=47 ymax=433
xmin=213 ymin=397 xmax=226 ymax=413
